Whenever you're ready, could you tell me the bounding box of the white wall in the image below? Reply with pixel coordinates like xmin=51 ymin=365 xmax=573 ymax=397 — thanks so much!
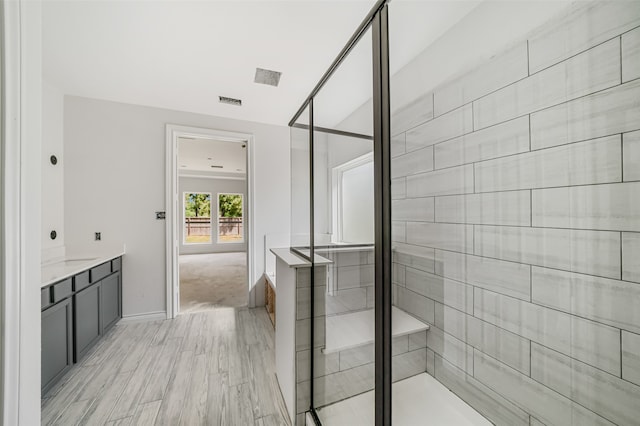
xmin=41 ymin=80 xmax=64 ymax=251
xmin=64 ymin=96 xmax=290 ymax=316
xmin=178 ymin=176 xmax=247 ymax=255
xmin=1 ymin=0 xmax=42 ymax=424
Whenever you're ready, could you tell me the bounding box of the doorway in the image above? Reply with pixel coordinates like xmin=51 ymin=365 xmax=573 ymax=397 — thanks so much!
xmin=166 ymin=125 xmax=254 ymax=318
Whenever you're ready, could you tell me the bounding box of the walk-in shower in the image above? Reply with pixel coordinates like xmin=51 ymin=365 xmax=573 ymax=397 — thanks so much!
xmin=290 ymin=1 xmax=640 ymax=425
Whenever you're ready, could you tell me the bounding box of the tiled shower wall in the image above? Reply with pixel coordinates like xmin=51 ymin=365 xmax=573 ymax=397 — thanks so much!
xmin=294 ymin=250 xmax=428 ymax=425
xmin=391 ymin=2 xmax=640 ymax=425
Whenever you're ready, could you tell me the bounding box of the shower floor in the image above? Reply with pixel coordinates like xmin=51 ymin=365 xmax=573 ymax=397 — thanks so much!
xmin=316 ymin=373 xmax=491 ymax=426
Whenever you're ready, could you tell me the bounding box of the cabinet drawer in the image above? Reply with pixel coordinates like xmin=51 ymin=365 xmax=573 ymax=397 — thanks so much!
xmin=41 ymin=288 xmax=52 ymax=310
xmin=74 ymin=271 xmax=91 ymax=292
xmin=91 ymin=262 xmax=111 ymax=283
xmin=52 ymin=278 xmax=73 ymax=303
xmin=112 ymin=257 xmax=122 ymax=272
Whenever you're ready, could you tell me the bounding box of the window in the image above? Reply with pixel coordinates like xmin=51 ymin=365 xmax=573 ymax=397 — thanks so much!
xmin=332 ymin=153 xmax=374 ymax=244
xmin=217 ymin=193 xmax=244 ymax=243
xmin=183 ymin=192 xmax=212 ymax=244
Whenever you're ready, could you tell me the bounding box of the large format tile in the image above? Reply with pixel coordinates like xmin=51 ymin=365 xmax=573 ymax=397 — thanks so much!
xmin=435 ymin=303 xmax=531 ymax=375
xmin=295 ymin=285 xmax=325 ymax=320
xmin=624 ymin=130 xmax=640 ymax=181
xmin=532 ymin=266 xmax=640 ymax=334
xmin=622 ymin=232 xmax=640 ymax=283
xmin=427 ymin=326 xmax=473 ymax=374
xmin=392 ymin=221 xmax=406 ymax=243
xmin=434 ymin=42 xmax=528 ymax=117
xmin=392 ymin=197 xmax=434 ymax=222
xmin=407 ymin=164 xmax=474 ymax=197
xmin=435 ymin=190 xmax=531 ymax=226
xmin=336 ymin=264 xmax=374 ymax=290
xmin=391 ymin=145 xmax=434 ymax=178
xmin=531 ymin=343 xmax=640 ymax=426
xmin=391 ymin=92 xmax=434 ymax=136
xmin=395 ymin=286 xmax=435 ymax=325
xmin=474 ymin=135 xmax=622 ymax=193
xmin=434 ymin=302 xmax=467 ymax=342
xmin=296 ymin=349 xmax=339 ymax=383
xmin=467 ymin=316 xmax=530 ymax=375
xmin=530 ymin=79 xmax=640 ymax=150
xmin=325 ymin=288 xmax=367 ymax=316
xmin=391 ymin=177 xmax=406 ymax=200
xmin=434 ymin=355 xmax=530 ymax=426
xmin=295 ymin=317 xmax=325 ymax=351
xmin=392 ymin=264 xmax=406 ymax=286
xmin=474 ymin=225 xmax=621 ymax=279
xmin=405 ymin=266 xmax=473 ymax=314
xmin=622 ymin=331 xmax=640 ymax=386
xmin=623 ymin=26 xmax=640 ymax=83
xmin=406 ymin=104 xmax=473 ymax=152
xmin=309 ymin=363 xmax=375 ymax=409
xmin=474 ymin=288 xmax=620 ymax=375
xmin=435 ymin=250 xmax=531 ymax=301
xmin=527 ymin=1 xmax=640 ymax=74
xmin=474 ymin=38 xmax=620 ymax=130
xmin=393 ymin=243 xmax=435 ymax=274
xmin=532 ymin=182 xmax=640 ymax=231
xmin=330 ymin=250 xmax=374 ymax=268
xmin=474 ymin=350 xmax=615 ymax=426
xmin=392 ymin=349 xmax=428 ymax=382
xmin=406 ymin=222 xmax=474 ymax=254
xmin=434 ymin=115 xmax=530 ymax=170
xmin=391 ymin=133 xmax=406 ymax=158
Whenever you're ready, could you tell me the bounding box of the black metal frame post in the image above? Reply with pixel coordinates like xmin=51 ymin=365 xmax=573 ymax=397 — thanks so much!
xmin=372 ymin=5 xmax=392 ymax=426
xmin=308 ymin=99 xmax=323 ymax=425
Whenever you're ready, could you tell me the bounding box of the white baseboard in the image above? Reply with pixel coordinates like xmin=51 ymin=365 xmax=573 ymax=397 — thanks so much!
xmin=120 ymin=311 xmax=167 ymax=323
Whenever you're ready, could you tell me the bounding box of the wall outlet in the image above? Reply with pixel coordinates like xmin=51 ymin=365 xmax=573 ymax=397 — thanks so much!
xmin=95 ymin=232 xmax=101 ymax=241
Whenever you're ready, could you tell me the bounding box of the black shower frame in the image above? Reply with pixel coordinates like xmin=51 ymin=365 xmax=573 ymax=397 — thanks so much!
xmin=288 ymin=0 xmax=392 ymax=424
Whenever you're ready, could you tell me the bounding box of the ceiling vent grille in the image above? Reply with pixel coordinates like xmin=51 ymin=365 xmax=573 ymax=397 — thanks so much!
xmin=254 ymin=68 xmax=282 ymax=87
xmin=219 ymin=96 xmax=242 ymax=106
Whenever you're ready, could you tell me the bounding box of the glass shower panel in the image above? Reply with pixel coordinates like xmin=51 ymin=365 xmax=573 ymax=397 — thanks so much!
xmin=312 ymin=26 xmax=376 ymax=424
xmin=290 ymin=105 xmax=311 ymax=253
xmin=388 ymin=1 xmax=640 ymax=425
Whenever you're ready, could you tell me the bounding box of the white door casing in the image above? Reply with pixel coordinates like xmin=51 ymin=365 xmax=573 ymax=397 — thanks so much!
xmin=165 ymin=124 xmax=255 ymax=318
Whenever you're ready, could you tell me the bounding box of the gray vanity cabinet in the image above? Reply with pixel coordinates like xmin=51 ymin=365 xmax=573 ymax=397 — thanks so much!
xmin=41 ymin=256 xmax=123 ymax=395
xmin=41 ymin=297 xmax=73 ymax=395
xmin=101 ymin=271 xmax=121 ymax=333
xmin=73 ymin=282 xmax=102 ymax=362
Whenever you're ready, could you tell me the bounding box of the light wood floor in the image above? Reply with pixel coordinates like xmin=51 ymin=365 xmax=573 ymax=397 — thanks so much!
xmin=41 ymin=307 xmax=291 ymax=426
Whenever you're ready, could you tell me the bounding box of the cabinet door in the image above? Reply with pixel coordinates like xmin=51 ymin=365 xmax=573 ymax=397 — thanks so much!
xmin=101 ymin=272 xmax=121 ymax=332
xmin=74 ymin=282 xmax=101 ymax=362
xmin=42 ymin=298 xmax=73 ymax=395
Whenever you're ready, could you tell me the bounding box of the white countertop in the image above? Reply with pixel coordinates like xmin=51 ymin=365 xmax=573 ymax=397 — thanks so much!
xmin=270 ymin=247 xmax=333 ymax=268
xmin=41 ymin=245 xmax=125 ymax=288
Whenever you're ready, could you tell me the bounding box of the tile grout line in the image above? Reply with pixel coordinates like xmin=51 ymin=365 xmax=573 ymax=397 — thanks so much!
xmin=620 ymin=329 xmax=624 ymax=379
xmin=621 ymin=133 xmax=625 ymax=182
xmin=620 ymin=35 xmax=623 ymax=83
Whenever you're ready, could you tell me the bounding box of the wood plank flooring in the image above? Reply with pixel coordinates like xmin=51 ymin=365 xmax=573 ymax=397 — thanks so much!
xmin=41 ymin=307 xmax=291 ymax=426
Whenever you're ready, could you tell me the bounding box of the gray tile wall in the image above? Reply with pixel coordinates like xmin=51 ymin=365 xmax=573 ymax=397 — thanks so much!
xmin=391 ymin=2 xmax=640 ymax=425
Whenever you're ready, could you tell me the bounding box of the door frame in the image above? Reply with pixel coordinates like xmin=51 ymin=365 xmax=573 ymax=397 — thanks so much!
xmin=165 ymin=124 xmax=254 ymax=319
xmin=2 ymin=0 xmax=43 ymax=423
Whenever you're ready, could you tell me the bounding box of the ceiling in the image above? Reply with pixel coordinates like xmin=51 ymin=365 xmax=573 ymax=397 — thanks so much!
xmin=42 ymin=1 xmax=480 ymax=127
xmin=178 ymin=137 xmax=246 ymax=178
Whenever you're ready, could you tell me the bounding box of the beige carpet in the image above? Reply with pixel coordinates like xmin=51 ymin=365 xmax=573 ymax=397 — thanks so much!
xmin=179 ymin=252 xmax=247 ymax=313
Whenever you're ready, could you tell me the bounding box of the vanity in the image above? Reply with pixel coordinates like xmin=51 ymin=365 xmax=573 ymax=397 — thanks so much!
xmin=40 ymin=248 xmax=125 ymax=395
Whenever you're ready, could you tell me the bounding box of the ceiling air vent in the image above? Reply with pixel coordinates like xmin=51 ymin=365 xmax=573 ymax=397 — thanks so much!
xmin=254 ymin=68 xmax=282 ymax=87
xmin=219 ymin=96 xmax=242 ymax=106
